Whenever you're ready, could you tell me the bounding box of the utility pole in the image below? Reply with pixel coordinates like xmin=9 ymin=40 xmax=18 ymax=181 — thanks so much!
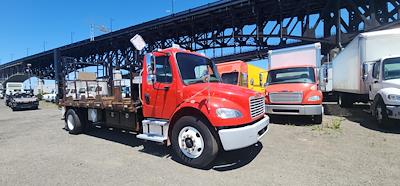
xmin=172 ymin=0 xmax=175 ymax=14
xmin=26 ymin=48 xmax=30 ymax=56
xmin=110 ymin=18 xmax=114 ymax=32
xmin=26 ymin=63 xmax=32 ymax=90
xmin=70 ymin=32 xmax=74 ymax=44
xmin=43 ymin=41 xmax=47 ymax=51
xmin=10 ymin=53 xmax=14 ymax=61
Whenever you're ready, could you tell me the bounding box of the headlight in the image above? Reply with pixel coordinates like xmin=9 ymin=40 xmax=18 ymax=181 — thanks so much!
xmin=387 ymin=94 xmax=400 ymax=101
xmin=216 ymin=108 xmax=243 ymax=119
xmin=307 ymin=95 xmax=321 ymax=101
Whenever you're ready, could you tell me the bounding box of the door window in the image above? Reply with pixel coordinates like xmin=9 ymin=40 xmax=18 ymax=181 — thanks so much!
xmin=155 ymin=56 xmax=172 ymax=83
xmin=372 ymin=62 xmax=381 ymax=79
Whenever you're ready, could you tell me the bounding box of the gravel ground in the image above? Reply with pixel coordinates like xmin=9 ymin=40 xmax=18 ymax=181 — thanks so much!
xmin=0 ymin=100 xmax=399 ymax=186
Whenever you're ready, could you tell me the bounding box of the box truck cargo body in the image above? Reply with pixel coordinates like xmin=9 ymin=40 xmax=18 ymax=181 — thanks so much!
xmin=332 ymin=28 xmax=400 ymax=126
xmin=265 ymin=43 xmax=323 ymax=124
xmin=333 ymin=31 xmax=400 ymax=94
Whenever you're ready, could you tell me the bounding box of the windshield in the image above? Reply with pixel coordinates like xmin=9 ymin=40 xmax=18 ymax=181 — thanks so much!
xmin=267 ymin=67 xmax=315 ymax=85
xmin=221 ymin=72 xmax=239 ymax=85
xmin=176 ymin=53 xmax=221 ymax=85
xmin=383 ymin=57 xmax=400 ymax=80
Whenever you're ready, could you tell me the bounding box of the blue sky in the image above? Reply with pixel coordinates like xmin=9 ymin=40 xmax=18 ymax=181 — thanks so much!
xmin=0 ymin=0 xmax=216 ymax=64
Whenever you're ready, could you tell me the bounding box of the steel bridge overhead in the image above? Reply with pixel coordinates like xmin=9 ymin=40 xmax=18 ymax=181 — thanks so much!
xmin=1 ymin=0 xmax=400 ymax=81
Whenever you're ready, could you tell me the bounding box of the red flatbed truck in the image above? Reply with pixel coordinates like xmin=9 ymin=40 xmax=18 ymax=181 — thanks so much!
xmin=59 ymin=35 xmax=269 ymax=168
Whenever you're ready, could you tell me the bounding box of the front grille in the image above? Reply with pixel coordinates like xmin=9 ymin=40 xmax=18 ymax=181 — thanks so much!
xmin=269 ymin=92 xmax=303 ymax=104
xmin=249 ymin=96 xmax=265 ymax=118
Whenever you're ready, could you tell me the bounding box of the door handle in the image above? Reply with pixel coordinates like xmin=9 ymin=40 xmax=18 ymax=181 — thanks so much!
xmin=144 ymin=93 xmax=150 ymax=104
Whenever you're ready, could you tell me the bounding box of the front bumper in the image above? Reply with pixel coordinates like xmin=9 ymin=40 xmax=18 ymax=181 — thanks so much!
xmin=265 ymin=104 xmax=323 ymax=115
xmin=14 ymin=102 xmax=38 ymax=109
xmin=218 ymin=115 xmax=269 ymax=151
xmin=386 ymin=105 xmax=400 ymax=120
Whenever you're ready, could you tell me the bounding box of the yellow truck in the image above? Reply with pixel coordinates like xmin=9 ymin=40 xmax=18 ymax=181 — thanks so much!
xmin=217 ymin=60 xmax=267 ymax=93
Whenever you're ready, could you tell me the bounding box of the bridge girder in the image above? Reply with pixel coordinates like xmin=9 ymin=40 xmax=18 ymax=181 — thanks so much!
xmin=1 ymin=0 xmax=400 ymax=80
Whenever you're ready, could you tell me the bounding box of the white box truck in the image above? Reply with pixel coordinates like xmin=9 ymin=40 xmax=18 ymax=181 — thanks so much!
xmin=332 ymin=28 xmax=400 ymax=126
xmin=5 ymin=82 xmax=24 ymax=106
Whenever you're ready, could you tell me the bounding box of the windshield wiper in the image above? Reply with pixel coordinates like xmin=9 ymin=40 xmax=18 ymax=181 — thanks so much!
xmin=187 ymin=79 xmax=220 ymax=85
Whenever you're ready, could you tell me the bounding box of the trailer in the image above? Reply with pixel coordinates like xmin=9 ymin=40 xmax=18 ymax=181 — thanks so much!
xmin=59 ymin=35 xmax=269 ymax=168
xmin=332 ymin=28 xmax=400 ymax=126
xmin=265 ymin=43 xmax=323 ymax=124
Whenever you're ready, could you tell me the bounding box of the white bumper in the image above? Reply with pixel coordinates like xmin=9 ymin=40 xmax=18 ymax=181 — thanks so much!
xmin=218 ymin=115 xmax=269 ymax=151
xmin=265 ymin=104 xmax=323 ymax=115
xmin=386 ymin=105 xmax=400 ymax=120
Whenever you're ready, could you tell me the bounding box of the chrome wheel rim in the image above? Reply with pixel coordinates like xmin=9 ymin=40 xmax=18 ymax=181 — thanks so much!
xmin=67 ymin=114 xmax=74 ymax=131
xmin=178 ymin=126 xmax=204 ymax=159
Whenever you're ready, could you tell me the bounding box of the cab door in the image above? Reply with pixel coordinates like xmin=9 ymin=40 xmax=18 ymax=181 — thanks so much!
xmin=369 ymin=61 xmax=382 ymax=100
xmin=142 ymin=54 xmax=177 ymax=119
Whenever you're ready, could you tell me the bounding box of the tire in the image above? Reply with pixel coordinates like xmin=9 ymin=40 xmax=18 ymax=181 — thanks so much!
xmin=65 ymin=109 xmax=83 ymax=134
xmin=375 ymin=98 xmax=390 ymax=128
xmin=171 ymin=116 xmax=219 ymax=169
xmin=338 ymin=93 xmax=353 ymax=108
xmin=313 ymin=114 xmax=323 ymax=124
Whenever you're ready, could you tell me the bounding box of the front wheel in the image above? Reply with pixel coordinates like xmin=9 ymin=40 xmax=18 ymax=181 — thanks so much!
xmin=171 ymin=116 xmax=219 ymax=169
xmin=375 ymin=99 xmax=390 ymax=128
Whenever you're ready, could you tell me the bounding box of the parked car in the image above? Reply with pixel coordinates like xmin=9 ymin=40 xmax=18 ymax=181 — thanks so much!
xmin=43 ymin=93 xmax=57 ymax=103
xmin=9 ymin=92 xmax=39 ymax=111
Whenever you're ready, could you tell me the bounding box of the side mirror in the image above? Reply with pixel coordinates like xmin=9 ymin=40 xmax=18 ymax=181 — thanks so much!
xmin=362 ymin=63 xmax=368 ymax=80
xmin=362 ymin=74 xmax=368 ymax=80
xmin=146 ymin=54 xmax=157 ymax=84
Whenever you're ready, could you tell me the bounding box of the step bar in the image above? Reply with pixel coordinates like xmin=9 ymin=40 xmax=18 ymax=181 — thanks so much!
xmin=136 ymin=119 xmax=169 ymax=143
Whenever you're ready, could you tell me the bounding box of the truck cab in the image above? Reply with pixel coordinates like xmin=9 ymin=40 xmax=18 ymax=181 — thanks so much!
xmin=141 ymin=48 xmax=269 ymax=151
xmin=366 ymin=56 xmax=400 ymax=124
xmin=265 ymin=43 xmax=323 ymax=124
xmin=216 ymin=60 xmax=266 ymax=93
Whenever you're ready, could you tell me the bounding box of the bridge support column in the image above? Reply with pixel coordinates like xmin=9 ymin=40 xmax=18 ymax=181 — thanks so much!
xmin=53 ymin=49 xmax=62 ymax=101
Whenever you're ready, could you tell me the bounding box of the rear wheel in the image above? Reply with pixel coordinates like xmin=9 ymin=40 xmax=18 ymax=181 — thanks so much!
xmin=171 ymin=116 xmax=219 ymax=169
xmin=313 ymin=114 xmax=323 ymax=124
xmin=65 ymin=109 xmax=83 ymax=134
xmin=338 ymin=93 xmax=353 ymax=108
